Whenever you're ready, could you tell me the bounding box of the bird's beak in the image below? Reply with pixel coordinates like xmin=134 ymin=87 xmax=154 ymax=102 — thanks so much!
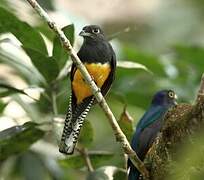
xmin=79 ymin=30 xmax=91 ymax=37
xmin=173 ymin=94 xmax=178 ymax=105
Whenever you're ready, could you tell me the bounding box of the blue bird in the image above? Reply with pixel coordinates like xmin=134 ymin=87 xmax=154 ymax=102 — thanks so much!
xmin=128 ymin=90 xmax=177 ymax=180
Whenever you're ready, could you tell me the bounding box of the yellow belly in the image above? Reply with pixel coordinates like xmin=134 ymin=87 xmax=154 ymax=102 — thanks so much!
xmin=72 ymin=63 xmax=111 ymax=104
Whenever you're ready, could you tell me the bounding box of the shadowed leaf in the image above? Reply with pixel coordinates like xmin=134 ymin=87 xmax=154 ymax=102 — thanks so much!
xmin=174 ymin=45 xmax=204 ymax=72
xmin=0 ymin=122 xmax=45 ymax=161
xmin=59 ymin=151 xmax=114 ymax=169
xmin=52 ymin=24 xmax=74 ymax=69
xmin=118 ymin=106 xmax=134 ymax=142
xmin=23 ymin=47 xmax=59 ymax=84
xmin=78 ymin=120 xmax=94 ymax=147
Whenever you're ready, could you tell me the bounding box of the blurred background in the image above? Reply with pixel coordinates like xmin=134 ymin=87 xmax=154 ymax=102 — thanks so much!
xmin=0 ymin=0 xmax=204 ymax=179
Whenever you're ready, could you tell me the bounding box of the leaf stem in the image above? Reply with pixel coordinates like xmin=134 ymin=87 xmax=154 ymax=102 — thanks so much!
xmin=76 ymin=147 xmax=94 ymax=172
xmin=51 ymin=92 xmax=58 ymax=115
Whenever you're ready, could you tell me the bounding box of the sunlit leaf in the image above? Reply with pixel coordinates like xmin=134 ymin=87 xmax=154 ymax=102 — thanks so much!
xmin=0 ymin=122 xmax=45 ymax=161
xmin=23 ymin=47 xmax=59 ymax=84
xmin=52 ymin=24 xmax=74 ymax=69
xmin=117 ymin=60 xmax=152 ymax=74
xmin=78 ymin=120 xmax=94 ymax=147
xmin=86 ymin=166 xmax=122 ymax=180
xmin=118 ymin=106 xmax=134 ymax=142
xmin=122 ymin=45 xmax=166 ymax=76
xmin=86 ymin=169 xmax=109 ymax=180
xmin=0 ymin=48 xmax=44 ymax=85
xmin=0 ymin=7 xmax=48 ymax=55
xmin=0 ymin=81 xmax=35 ymax=99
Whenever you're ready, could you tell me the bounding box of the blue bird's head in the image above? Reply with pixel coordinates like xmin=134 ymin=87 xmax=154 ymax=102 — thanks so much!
xmin=151 ymin=90 xmax=177 ymax=106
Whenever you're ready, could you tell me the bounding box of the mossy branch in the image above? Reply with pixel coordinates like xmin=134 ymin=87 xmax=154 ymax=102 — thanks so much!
xmin=145 ymin=74 xmax=204 ymax=179
xmin=25 ymin=0 xmax=149 ymax=178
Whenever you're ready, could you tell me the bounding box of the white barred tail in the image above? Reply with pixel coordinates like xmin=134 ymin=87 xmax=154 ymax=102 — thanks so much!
xmin=59 ymin=96 xmax=94 ymax=154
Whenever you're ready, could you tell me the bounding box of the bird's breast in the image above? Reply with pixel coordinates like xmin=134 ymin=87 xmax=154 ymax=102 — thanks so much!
xmin=72 ymin=63 xmax=111 ymax=104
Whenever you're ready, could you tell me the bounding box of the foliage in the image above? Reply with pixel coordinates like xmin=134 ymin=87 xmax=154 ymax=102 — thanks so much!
xmin=0 ymin=2 xmax=203 ymax=180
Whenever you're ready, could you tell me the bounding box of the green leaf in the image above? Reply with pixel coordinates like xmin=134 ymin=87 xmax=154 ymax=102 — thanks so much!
xmin=59 ymin=151 xmax=114 ymax=169
xmin=0 ymin=48 xmax=44 ymax=85
xmin=78 ymin=120 xmax=94 ymax=147
xmin=52 ymin=24 xmax=75 ymax=69
xmin=0 ymin=100 xmax=7 ymax=113
xmin=23 ymin=47 xmax=59 ymax=83
xmin=118 ymin=106 xmax=134 ymax=142
xmin=89 ymin=152 xmax=114 ymax=168
xmin=113 ymin=170 xmax=127 ymax=180
xmin=59 ymin=155 xmax=84 ymax=169
xmin=0 ymin=81 xmax=34 ymax=99
xmin=0 ymin=7 xmax=48 ymax=55
xmin=122 ymin=45 xmax=166 ymax=76
xmin=0 ymin=122 xmax=45 ymax=161
xmin=117 ymin=60 xmax=152 ymax=74
xmin=14 ymin=152 xmax=51 ymax=180
xmin=174 ymin=45 xmax=204 ymax=72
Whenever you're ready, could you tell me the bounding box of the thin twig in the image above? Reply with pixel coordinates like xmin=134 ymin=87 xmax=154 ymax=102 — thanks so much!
xmin=76 ymin=147 xmax=94 ymax=172
xmin=25 ymin=0 xmax=149 ymax=178
xmin=51 ymin=91 xmax=58 ymax=115
xmin=107 ymin=27 xmax=131 ymax=40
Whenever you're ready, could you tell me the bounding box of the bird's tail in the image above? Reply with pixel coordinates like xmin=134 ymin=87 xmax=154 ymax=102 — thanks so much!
xmin=128 ymin=166 xmax=141 ymax=180
xmin=59 ymin=97 xmax=94 ymax=154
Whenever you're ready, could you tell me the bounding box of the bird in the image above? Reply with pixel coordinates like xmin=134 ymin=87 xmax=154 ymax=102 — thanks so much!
xmin=59 ymin=25 xmax=116 ymax=154
xmin=128 ymin=90 xmax=177 ymax=180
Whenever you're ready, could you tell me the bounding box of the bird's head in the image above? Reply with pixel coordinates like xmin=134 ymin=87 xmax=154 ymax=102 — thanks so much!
xmin=79 ymin=25 xmax=106 ymax=42
xmin=151 ymin=90 xmax=177 ymax=106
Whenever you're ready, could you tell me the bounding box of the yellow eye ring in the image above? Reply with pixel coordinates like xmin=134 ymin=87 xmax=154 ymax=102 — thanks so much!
xmin=168 ymin=91 xmax=174 ymax=98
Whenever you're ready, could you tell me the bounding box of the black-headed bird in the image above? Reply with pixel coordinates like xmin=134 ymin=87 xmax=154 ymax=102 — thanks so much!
xmin=59 ymin=25 xmax=116 ymax=154
xmin=128 ymin=90 xmax=177 ymax=180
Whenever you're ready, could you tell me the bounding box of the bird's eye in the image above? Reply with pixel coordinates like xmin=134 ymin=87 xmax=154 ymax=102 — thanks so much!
xmin=92 ymin=28 xmax=100 ymax=34
xmin=168 ymin=91 xmax=174 ymax=98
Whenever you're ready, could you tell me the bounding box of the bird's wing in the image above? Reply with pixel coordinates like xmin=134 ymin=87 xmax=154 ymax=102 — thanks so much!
xmin=136 ymin=105 xmax=166 ymax=132
xmin=131 ymin=105 xmax=166 ymax=154
xmin=100 ymin=44 xmax=116 ymax=96
xmin=137 ymin=117 xmax=163 ymax=160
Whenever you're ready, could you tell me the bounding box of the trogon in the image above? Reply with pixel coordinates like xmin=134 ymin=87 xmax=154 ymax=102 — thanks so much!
xmin=59 ymin=25 xmax=116 ymax=154
xmin=128 ymin=90 xmax=177 ymax=180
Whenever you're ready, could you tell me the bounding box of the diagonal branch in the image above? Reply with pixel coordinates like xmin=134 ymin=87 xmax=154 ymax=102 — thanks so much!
xmin=25 ymin=0 xmax=149 ymax=178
